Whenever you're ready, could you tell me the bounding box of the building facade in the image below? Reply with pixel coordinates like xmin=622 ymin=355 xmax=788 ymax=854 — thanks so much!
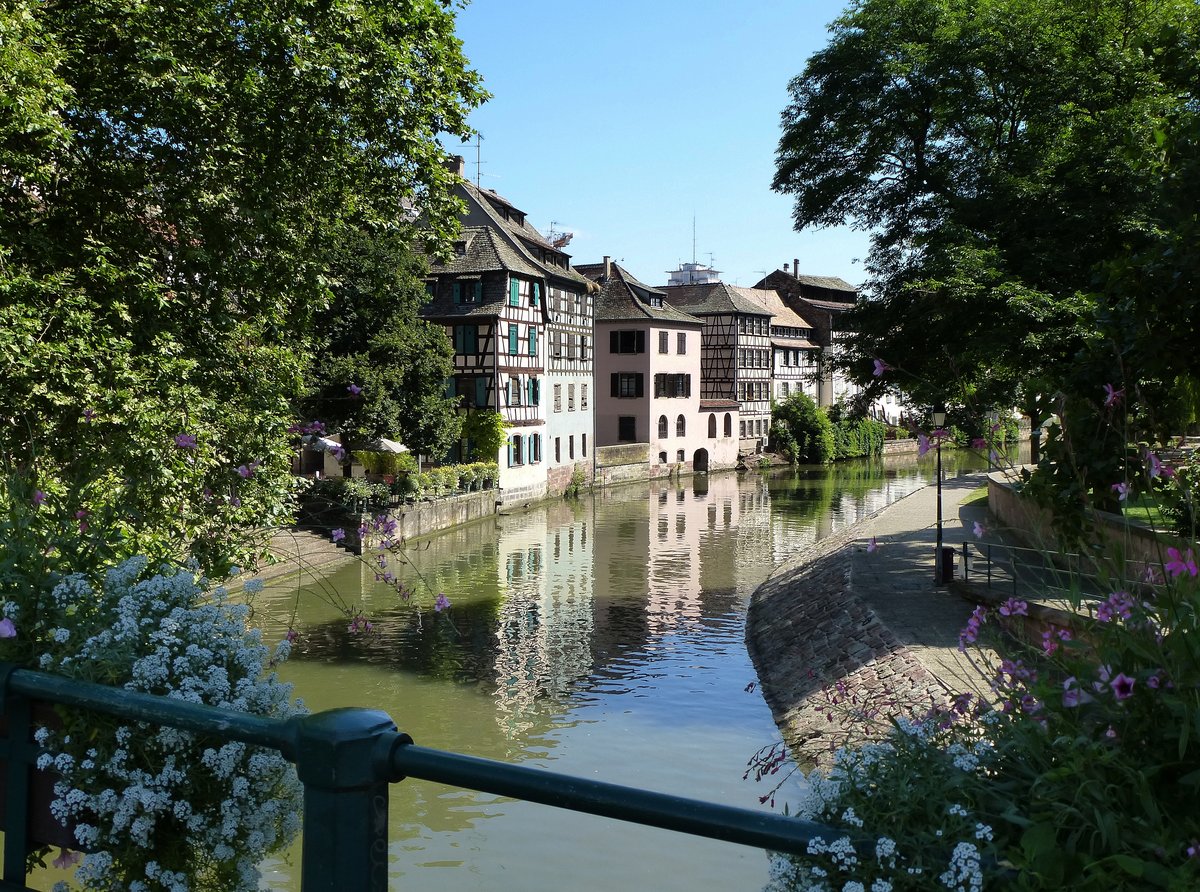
xmin=732 ymin=286 xmax=820 ymax=405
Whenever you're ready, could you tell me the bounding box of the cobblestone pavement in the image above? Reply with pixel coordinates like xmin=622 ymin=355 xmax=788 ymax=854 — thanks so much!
xmin=745 ymin=471 xmax=994 ymax=764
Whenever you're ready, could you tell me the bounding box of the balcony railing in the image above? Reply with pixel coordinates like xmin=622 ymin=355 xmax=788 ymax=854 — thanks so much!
xmin=0 ymin=665 xmax=846 ymax=891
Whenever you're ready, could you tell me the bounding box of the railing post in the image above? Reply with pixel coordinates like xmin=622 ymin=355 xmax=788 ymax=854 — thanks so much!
xmin=290 ymin=708 xmax=400 ymax=892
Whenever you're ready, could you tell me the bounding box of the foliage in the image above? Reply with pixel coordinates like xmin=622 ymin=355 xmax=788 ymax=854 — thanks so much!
xmin=771 ymin=393 xmax=836 ymax=464
xmin=303 ymin=462 xmax=497 ymax=513
xmin=0 ymin=0 xmax=485 ymax=576
xmin=460 ymin=411 xmax=509 ymax=464
xmin=564 ymin=465 xmax=588 ymax=500
xmin=775 ymin=0 xmax=1200 ymax=467
xmin=5 ymin=555 xmax=302 ymax=891
xmin=828 ymin=407 xmax=886 ymax=460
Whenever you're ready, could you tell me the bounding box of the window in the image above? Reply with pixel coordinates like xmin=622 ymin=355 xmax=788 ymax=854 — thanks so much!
xmin=508 ymin=324 xmax=518 ymax=355
xmin=528 ymin=326 xmax=537 ymax=357
xmin=527 ymin=378 xmax=540 ymax=406
xmin=781 ymin=381 xmax=790 ymax=398
xmin=740 ymin=420 xmax=746 ymax=438
xmin=456 ymin=376 xmax=488 ymax=408
xmin=453 ymin=325 xmax=477 ymax=355
xmin=610 ymin=330 xmax=646 ymax=354
xmin=738 ymin=349 xmax=746 ymax=368
xmin=654 ymin=373 xmax=691 ymax=398
xmin=568 ymin=383 xmax=575 ymax=411
xmin=659 ymin=451 xmax=668 ymax=464
xmin=581 ymin=336 xmax=590 ymax=360
xmin=509 ymin=377 xmax=522 ymax=406
xmin=658 ymin=415 xmax=668 ymax=438
xmin=555 ymin=437 xmax=561 ymax=462
xmin=708 ymin=414 xmax=717 ymax=437
xmin=581 ymin=384 xmax=588 ymax=409
xmin=677 ymin=332 xmax=687 ymax=354
xmin=582 ymin=433 xmax=587 ymax=456
xmin=658 ymin=331 xmax=669 ymax=354
xmin=531 ymin=434 xmax=541 ymax=463
xmin=554 ymin=383 xmax=562 ymax=412
xmin=724 ymin=414 xmax=732 ymax=437
xmin=676 ymin=414 xmax=686 ymax=437
xmin=509 ymin=434 xmax=524 ymax=466
xmin=567 ymin=334 xmax=576 ymax=360
xmin=509 ymin=279 xmax=520 ymax=306
xmin=677 ymin=449 xmax=685 ymax=462
xmin=568 ymin=435 xmax=574 ymax=459
xmin=611 ymin=373 xmax=644 ymax=398
xmin=619 ymin=416 xmax=637 ymax=442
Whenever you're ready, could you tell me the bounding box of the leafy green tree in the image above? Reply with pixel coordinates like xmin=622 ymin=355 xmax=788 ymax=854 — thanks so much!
xmin=775 ymin=0 xmax=1199 ymax=467
xmin=770 ymin=393 xmax=836 ymax=464
xmin=0 ymin=0 xmax=485 ymax=575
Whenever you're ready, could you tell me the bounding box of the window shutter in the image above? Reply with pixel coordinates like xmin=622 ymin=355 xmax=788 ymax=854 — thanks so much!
xmin=610 ymin=373 xmax=619 ymax=397
xmin=635 ymin=374 xmax=644 ymax=398
xmin=507 ymin=438 xmax=513 ymax=467
xmin=475 ymin=377 xmax=488 ymax=408
xmin=610 ymin=331 xmax=618 ymax=353
xmin=685 ymin=375 xmax=691 ymax=398
xmin=509 ymin=325 xmax=518 ymax=355
xmin=635 ymin=330 xmax=645 ymax=353
xmin=510 ymin=279 xmax=519 ymax=305
xmin=444 ymin=377 xmax=455 ymax=399
xmin=528 ymin=327 xmax=536 ymax=356
xmin=532 ymin=283 xmax=540 ymax=306
xmin=473 ymin=281 xmax=483 ymax=302
xmin=453 ymin=282 xmax=461 ymax=304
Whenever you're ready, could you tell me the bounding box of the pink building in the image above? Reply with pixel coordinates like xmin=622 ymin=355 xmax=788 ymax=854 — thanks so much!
xmin=578 ymin=260 xmax=739 ymax=477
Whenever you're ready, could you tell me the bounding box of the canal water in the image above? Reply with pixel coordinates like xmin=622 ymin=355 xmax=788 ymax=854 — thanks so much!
xmin=255 ymin=456 xmax=980 ymax=890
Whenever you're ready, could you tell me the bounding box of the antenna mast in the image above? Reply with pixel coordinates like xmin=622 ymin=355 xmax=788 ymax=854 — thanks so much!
xmin=692 ymin=216 xmax=697 ymax=264
xmin=473 ymin=133 xmax=484 ymax=188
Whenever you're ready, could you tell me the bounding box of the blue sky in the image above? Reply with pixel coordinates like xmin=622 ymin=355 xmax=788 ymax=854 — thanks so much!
xmin=449 ymin=0 xmax=872 ymax=289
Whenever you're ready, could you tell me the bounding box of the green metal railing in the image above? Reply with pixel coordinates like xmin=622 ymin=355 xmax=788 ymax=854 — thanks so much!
xmin=0 ymin=664 xmax=844 ymax=891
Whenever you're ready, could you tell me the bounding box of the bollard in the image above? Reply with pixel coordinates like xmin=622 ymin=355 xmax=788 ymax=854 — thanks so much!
xmin=290 ymin=708 xmax=401 ymax=892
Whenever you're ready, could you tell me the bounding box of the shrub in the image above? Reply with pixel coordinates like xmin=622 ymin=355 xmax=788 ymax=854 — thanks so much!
xmin=770 ymin=393 xmax=836 ymax=463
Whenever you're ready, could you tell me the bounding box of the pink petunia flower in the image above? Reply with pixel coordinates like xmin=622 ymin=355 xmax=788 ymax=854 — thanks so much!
xmin=971 ymin=437 xmax=987 ymax=449
xmin=1147 ymin=452 xmax=1175 ymax=479
xmin=0 ymin=618 xmax=15 ymax=638
xmin=331 ymin=528 xmax=346 ymax=543
xmin=52 ymin=848 xmax=80 ymax=870
xmin=435 ymin=593 xmax=451 ymax=612
xmin=1103 ymin=383 xmax=1124 ymax=408
xmin=999 ymin=598 xmax=1028 ymax=617
xmin=872 ymin=358 xmax=891 ymax=377
xmin=1111 ymin=673 xmax=1135 ymax=700
xmin=347 ymin=384 xmax=363 ymax=396
xmin=1112 ymin=481 xmax=1130 ymax=501
xmin=917 ymin=433 xmax=932 ymax=457
xmin=972 ymin=520 xmax=987 ymax=538
xmin=1165 ymin=547 xmax=1198 ymax=579
xmin=174 ymin=432 xmax=197 ymax=449
xmin=32 ymin=490 xmax=46 ymax=507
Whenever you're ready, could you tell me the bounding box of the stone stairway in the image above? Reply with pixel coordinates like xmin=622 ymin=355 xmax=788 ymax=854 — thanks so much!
xmin=249 ymin=526 xmax=357 ymax=585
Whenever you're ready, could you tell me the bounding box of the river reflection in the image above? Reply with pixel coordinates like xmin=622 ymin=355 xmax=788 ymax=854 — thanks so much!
xmin=257 ymin=454 xmax=983 ymax=890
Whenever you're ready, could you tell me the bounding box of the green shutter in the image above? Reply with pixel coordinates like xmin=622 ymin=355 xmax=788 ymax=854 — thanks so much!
xmin=473 ymin=281 xmax=483 ymax=302
xmin=532 ymin=283 xmax=541 ymax=306
xmin=475 ymin=376 xmax=488 ymax=408
xmin=444 ymin=377 xmax=456 ymax=399
xmin=453 ymin=282 xmax=461 ymax=304
xmin=509 ymin=279 xmax=519 ymax=305
xmin=528 ymin=326 xmax=537 ymax=356
xmin=509 ymin=325 xmax=518 ymax=354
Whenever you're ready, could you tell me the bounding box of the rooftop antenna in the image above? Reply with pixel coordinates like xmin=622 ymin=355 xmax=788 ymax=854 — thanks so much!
xmin=473 ymin=133 xmax=484 ymax=188
xmin=692 ymin=215 xmax=697 ymax=264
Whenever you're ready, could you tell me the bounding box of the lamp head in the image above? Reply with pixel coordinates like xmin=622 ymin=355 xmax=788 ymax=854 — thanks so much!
xmin=932 ymin=407 xmax=947 ymax=428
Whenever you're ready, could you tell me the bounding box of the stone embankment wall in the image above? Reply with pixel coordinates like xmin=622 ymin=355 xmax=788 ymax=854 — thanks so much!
xmin=746 ymin=527 xmax=949 ymax=767
xmin=346 ymin=489 xmax=498 ymax=551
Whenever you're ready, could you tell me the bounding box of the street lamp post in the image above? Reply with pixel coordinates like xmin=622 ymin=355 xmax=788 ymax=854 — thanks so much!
xmin=933 ymin=407 xmax=947 ymax=585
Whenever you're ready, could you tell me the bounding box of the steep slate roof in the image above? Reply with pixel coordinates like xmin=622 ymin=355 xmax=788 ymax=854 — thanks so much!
xmin=658 ymin=282 xmax=772 ymax=317
xmin=793 ymin=274 xmax=856 ymax=293
xmin=459 ymin=180 xmax=593 ymax=289
xmin=730 ymin=287 xmax=812 ymax=329
xmin=423 ymin=226 xmax=541 ymax=318
xmin=578 ymin=262 xmax=702 ymax=325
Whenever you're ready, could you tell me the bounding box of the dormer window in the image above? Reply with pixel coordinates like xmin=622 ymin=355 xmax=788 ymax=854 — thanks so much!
xmin=453 ymin=240 xmax=467 ymax=257
xmin=650 ymin=296 xmax=663 ymax=308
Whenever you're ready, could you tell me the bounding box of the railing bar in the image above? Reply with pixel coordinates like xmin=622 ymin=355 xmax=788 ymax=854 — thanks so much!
xmin=390 ymin=743 xmax=846 ymax=856
xmin=5 ymin=669 xmax=292 ymax=754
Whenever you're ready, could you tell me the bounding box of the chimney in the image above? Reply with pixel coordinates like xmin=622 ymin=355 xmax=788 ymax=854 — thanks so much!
xmin=783 ymin=262 xmax=789 ymax=274
xmin=603 ymin=255 xmax=611 ymax=279
xmin=445 ymin=154 xmax=466 ymax=177
xmin=793 ymin=257 xmax=800 ymax=278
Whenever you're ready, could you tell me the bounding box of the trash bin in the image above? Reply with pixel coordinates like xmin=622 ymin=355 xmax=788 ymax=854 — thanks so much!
xmin=940 ymin=545 xmax=956 ymax=583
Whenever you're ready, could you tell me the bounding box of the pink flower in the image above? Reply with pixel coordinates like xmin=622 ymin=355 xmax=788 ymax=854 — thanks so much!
xmin=917 ymin=433 xmax=932 ymax=457
xmin=1111 ymin=673 xmax=1135 ymax=700
xmin=174 ymin=432 xmax=197 ymax=449
xmin=347 ymin=384 xmax=363 ymax=396
xmin=435 ymin=593 xmax=451 ymax=612
xmin=1165 ymin=547 xmax=1198 ymax=579
xmin=331 ymin=528 xmax=346 ymax=543
xmin=1103 ymin=383 xmax=1124 ymax=408
xmin=1062 ymin=677 xmax=1082 ymax=707
xmin=1111 ymin=481 xmax=1129 ymax=501
xmin=0 ymin=618 xmax=15 ymax=638
xmin=972 ymin=520 xmax=986 ymax=538
xmin=236 ymin=461 xmax=258 ymax=479
xmin=866 ymin=536 xmax=879 ymax=553
xmin=971 ymin=437 xmax=987 ymax=449
xmin=1105 ymin=725 xmax=1118 ymax=739
xmin=82 ymin=408 xmax=96 ymax=422
xmin=872 ymin=358 xmax=891 ymax=377
xmin=52 ymin=848 xmax=80 ymax=870
xmin=32 ymin=490 xmax=46 ymax=507
xmin=1147 ymin=452 xmax=1174 ymax=479
xmin=332 ymin=447 xmax=347 ymax=463
xmin=999 ymin=598 xmax=1028 ymax=617
xmin=285 ymin=629 xmax=299 ymax=643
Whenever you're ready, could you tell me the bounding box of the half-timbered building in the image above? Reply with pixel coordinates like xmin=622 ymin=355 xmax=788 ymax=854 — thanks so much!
xmin=422 ymin=158 xmax=594 ymax=504
xmin=658 ymin=282 xmax=773 ymax=453
xmin=731 ymin=287 xmax=820 ymax=404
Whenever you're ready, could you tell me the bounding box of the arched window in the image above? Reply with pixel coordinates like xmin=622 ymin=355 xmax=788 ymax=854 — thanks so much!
xmin=707 ymin=414 xmax=717 ymax=438
xmin=676 ymin=414 xmax=686 ymax=437
xmin=659 ymin=451 xmax=668 ymax=464
xmin=658 ymin=415 xmax=668 ymax=438
xmin=724 ymin=413 xmax=732 ymax=437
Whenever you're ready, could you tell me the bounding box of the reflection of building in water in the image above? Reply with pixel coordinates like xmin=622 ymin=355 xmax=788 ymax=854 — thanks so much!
xmin=491 ymin=503 xmax=595 ymax=737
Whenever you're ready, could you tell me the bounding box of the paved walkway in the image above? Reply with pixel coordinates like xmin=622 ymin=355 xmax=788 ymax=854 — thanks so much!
xmin=745 ymin=470 xmax=999 ymax=762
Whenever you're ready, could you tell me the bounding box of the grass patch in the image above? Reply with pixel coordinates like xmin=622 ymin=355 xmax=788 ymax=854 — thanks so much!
xmin=961 ymin=484 xmax=989 ymax=507
xmin=1124 ymin=495 xmax=1169 ymax=530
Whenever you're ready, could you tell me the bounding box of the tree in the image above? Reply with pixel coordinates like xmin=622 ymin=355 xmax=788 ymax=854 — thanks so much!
xmin=775 ymin=0 xmax=1199 ymax=467
xmin=770 ymin=393 xmax=836 ymax=464
xmin=0 ymin=0 xmax=485 ymax=575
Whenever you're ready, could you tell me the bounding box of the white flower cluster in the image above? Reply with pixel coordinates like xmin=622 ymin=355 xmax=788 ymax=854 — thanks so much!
xmin=938 ymin=841 xmax=983 ymax=891
xmin=35 ymin=557 xmax=304 ymax=892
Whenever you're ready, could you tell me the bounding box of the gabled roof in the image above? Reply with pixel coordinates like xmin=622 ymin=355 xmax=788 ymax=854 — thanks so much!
xmin=459 ymin=180 xmax=592 ymax=288
xmin=577 ymin=262 xmax=702 ymax=325
xmin=753 ymin=269 xmax=858 ymax=303
xmin=658 ymin=282 xmax=772 ymax=317
xmin=423 ymin=227 xmax=542 ymax=318
xmin=793 ymin=274 xmax=856 ymax=293
xmin=730 ymin=286 xmax=812 ymax=329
